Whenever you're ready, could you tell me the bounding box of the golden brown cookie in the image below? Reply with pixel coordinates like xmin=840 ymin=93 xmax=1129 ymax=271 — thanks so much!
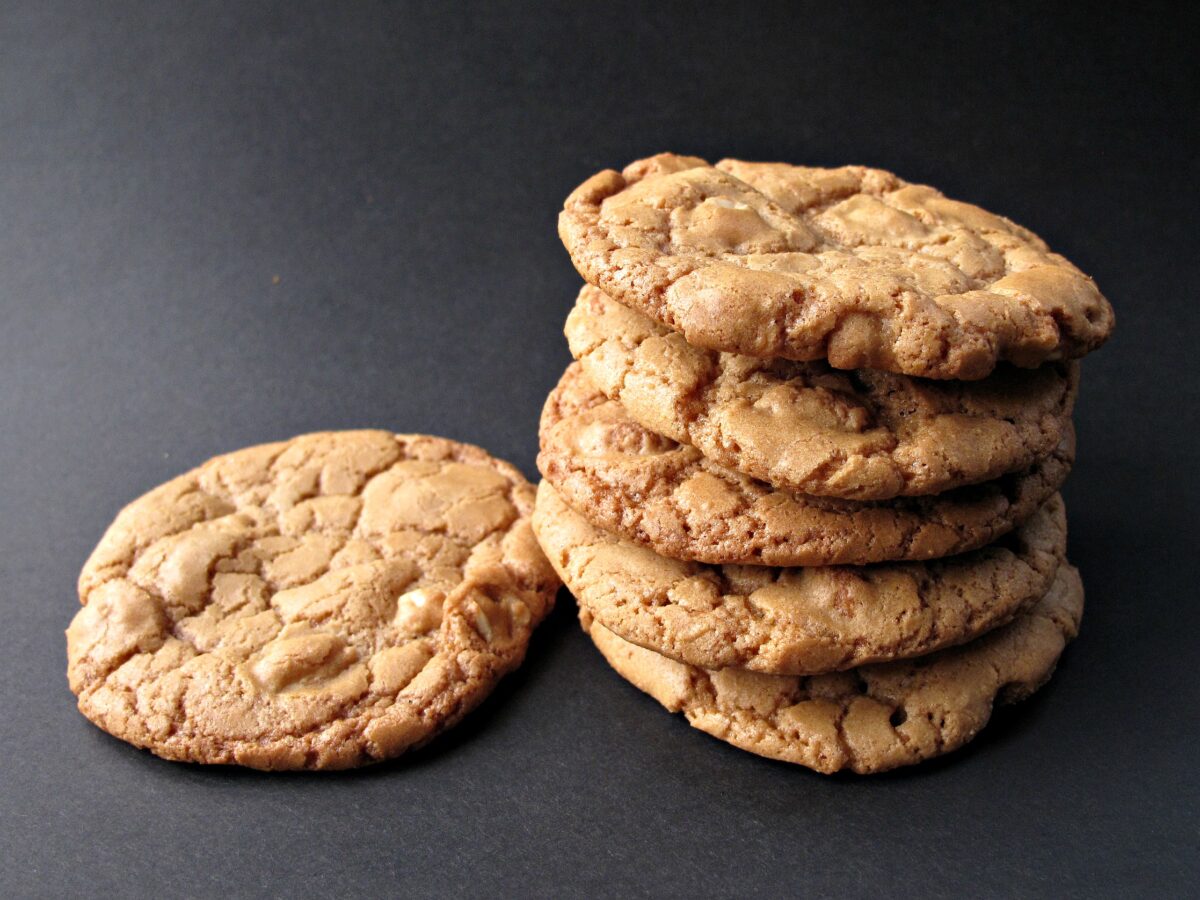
xmin=534 ymin=481 xmax=1066 ymax=675
xmin=539 ymin=363 xmax=1074 ymax=566
xmin=583 ymin=562 xmax=1083 ymax=774
xmin=66 ymin=431 xmax=560 ymax=770
xmin=559 ymin=153 xmax=1113 ymax=379
xmin=567 ymin=285 xmax=1077 ymax=500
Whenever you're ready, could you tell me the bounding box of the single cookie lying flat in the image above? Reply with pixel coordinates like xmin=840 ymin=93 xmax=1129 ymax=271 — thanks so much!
xmin=567 ymin=285 xmax=1077 ymax=500
xmin=534 ymin=481 xmax=1066 ymax=675
xmin=66 ymin=431 xmax=560 ymax=770
xmin=559 ymin=153 xmax=1113 ymax=380
xmin=539 ymin=363 xmax=1074 ymax=566
xmin=582 ymin=563 xmax=1083 ymax=774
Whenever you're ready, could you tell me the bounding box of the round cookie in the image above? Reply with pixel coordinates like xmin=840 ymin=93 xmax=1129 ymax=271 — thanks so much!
xmin=581 ymin=563 xmax=1083 ymax=774
xmin=559 ymin=153 xmax=1113 ymax=380
xmin=567 ymin=285 xmax=1077 ymax=500
xmin=66 ymin=431 xmax=560 ymax=770
xmin=534 ymin=481 xmax=1066 ymax=675
xmin=539 ymin=363 xmax=1074 ymax=566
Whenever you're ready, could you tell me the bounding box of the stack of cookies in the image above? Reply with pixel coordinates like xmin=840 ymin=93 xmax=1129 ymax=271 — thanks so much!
xmin=533 ymin=153 xmax=1113 ymax=774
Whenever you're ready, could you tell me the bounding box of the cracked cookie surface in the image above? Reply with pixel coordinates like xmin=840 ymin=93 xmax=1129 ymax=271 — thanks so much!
xmin=539 ymin=363 xmax=1073 ymax=566
xmin=559 ymin=153 xmax=1113 ymax=379
xmin=583 ymin=563 xmax=1083 ymax=774
xmin=567 ymin=285 xmax=1077 ymax=500
xmin=66 ymin=431 xmax=559 ymax=770
xmin=534 ymin=481 xmax=1066 ymax=675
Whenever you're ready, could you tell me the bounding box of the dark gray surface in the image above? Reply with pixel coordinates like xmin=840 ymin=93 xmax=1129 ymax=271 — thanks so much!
xmin=1 ymin=2 xmax=1197 ymax=897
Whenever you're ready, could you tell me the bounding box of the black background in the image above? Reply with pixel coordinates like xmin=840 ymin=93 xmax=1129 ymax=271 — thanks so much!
xmin=2 ymin=2 xmax=1197 ymax=897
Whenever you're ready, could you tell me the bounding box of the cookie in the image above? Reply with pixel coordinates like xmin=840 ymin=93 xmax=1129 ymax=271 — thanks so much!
xmin=539 ymin=363 xmax=1074 ymax=566
xmin=559 ymin=153 xmax=1113 ymax=380
xmin=567 ymin=285 xmax=1077 ymax=500
xmin=534 ymin=481 xmax=1066 ymax=675
xmin=66 ymin=431 xmax=560 ymax=770
xmin=583 ymin=562 xmax=1083 ymax=774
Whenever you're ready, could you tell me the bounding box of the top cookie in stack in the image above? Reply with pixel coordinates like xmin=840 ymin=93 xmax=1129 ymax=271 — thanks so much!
xmin=558 ymin=153 xmax=1112 ymax=380
xmin=535 ymin=153 xmax=1112 ymax=773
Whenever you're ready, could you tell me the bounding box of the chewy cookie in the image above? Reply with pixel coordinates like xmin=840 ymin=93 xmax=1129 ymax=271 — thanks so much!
xmin=582 ymin=563 xmax=1083 ymax=774
xmin=560 ymin=153 xmax=1113 ymax=379
xmin=567 ymin=285 xmax=1077 ymax=500
xmin=539 ymin=363 xmax=1074 ymax=566
xmin=534 ymin=481 xmax=1067 ymax=675
xmin=66 ymin=431 xmax=559 ymax=770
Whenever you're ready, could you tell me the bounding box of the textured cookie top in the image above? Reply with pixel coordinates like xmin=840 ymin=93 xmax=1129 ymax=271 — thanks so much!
xmin=534 ymin=481 xmax=1066 ymax=675
xmin=560 ymin=153 xmax=1113 ymax=379
xmin=584 ymin=562 xmax=1083 ymax=774
xmin=567 ymin=286 xmax=1077 ymax=500
xmin=539 ymin=363 xmax=1073 ymax=566
xmin=66 ymin=431 xmax=559 ymax=770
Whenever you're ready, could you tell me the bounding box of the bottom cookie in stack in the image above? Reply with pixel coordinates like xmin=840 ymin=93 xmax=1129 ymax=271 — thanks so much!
xmin=580 ymin=564 xmax=1082 ymax=775
xmin=533 ymin=481 xmax=1082 ymax=774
